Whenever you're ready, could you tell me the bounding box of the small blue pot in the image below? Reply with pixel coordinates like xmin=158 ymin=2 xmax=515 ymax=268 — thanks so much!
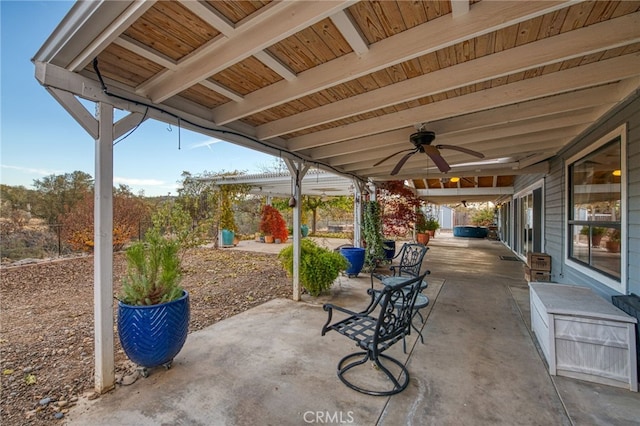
xmin=221 ymin=229 xmax=235 ymax=246
xmin=118 ymin=291 xmax=190 ymax=369
xmin=340 ymin=247 xmax=365 ymax=277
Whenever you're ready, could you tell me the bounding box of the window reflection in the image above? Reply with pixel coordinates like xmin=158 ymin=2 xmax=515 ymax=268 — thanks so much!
xmin=568 ymin=137 xmax=621 ymax=280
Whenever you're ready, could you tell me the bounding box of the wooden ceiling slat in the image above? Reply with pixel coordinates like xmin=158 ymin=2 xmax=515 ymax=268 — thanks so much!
xmin=347 ymin=2 xmax=389 ymax=44
xmin=611 ymin=1 xmax=640 ymax=18
xmin=537 ymin=8 xmax=569 ymax=39
xmin=205 ymin=0 xmax=271 ymax=24
xmin=92 ymin=44 xmax=163 ymax=86
xmin=373 ymin=0 xmax=406 ymax=38
xmin=180 ymin=84 xmax=230 ymax=109
xmin=125 ymin=2 xmax=218 ymax=61
xmin=559 ymin=2 xmax=594 ymax=33
xmin=396 ymin=1 xmax=428 ymax=29
xmin=494 ymin=23 xmax=519 ymax=53
xmin=424 ymin=1 xmax=452 ymax=21
xmin=515 ymin=16 xmax=544 ymax=46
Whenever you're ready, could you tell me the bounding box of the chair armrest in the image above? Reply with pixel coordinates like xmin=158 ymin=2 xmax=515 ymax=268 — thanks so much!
xmin=370 ymin=271 xmax=389 ymax=288
xmin=321 ymin=289 xmax=384 ymax=335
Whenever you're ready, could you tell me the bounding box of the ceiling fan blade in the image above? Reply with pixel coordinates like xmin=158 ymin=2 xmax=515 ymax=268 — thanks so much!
xmin=390 ymin=150 xmax=418 ymax=175
xmin=423 ymin=145 xmax=451 ymax=173
xmin=436 ymin=144 xmax=485 ymax=158
xmin=373 ymin=148 xmax=415 ymax=167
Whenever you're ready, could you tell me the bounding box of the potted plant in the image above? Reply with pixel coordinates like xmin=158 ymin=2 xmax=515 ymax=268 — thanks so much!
xmin=259 ymin=205 xmax=288 ymax=243
xmin=117 ymin=230 xmax=190 ymax=377
xmin=279 ymin=239 xmax=349 ymax=296
xmin=425 ymin=216 xmax=440 ymax=237
xmin=580 ymin=226 xmax=606 ymax=247
xmin=219 ymin=194 xmax=236 ymax=247
xmin=606 ymin=229 xmax=621 ymax=253
xmin=415 ymin=212 xmax=430 ymax=245
xmin=362 ymin=200 xmax=385 ymax=271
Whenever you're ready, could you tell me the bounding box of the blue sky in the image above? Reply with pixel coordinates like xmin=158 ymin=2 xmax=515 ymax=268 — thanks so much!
xmin=0 ymin=1 xmax=278 ymax=196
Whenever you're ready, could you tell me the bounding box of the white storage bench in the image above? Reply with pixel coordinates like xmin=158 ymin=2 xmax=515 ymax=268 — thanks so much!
xmin=529 ymin=283 xmax=638 ymax=391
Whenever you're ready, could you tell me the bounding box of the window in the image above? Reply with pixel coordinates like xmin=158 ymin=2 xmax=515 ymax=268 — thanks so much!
xmin=567 ymin=131 xmax=623 ymax=285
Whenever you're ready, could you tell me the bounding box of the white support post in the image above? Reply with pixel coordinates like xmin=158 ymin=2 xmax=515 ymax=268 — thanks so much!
xmin=94 ymin=102 xmax=115 ymax=393
xmin=284 ymin=159 xmax=309 ymax=301
xmin=352 ymin=179 xmax=365 ymax=248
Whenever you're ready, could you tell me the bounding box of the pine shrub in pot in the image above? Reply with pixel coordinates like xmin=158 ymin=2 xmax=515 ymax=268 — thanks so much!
xmin=117 ymin=231 xmax=190 ymax=375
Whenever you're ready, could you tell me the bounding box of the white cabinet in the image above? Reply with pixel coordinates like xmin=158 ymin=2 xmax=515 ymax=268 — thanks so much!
xmin=530 ymin=283 xmax=638 ymax=391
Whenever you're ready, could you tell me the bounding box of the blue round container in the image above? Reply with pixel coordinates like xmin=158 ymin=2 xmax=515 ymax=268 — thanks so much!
xmin=383 ymin=240 xmax=396 ymax=260
xmin=118 ymin=291 xmax=190 ymax=369
xmin=301 ymin=224 xmax=309 ymax=237
xmin=221 ymin=229 xmax=235 ymax=246
xmin=340 ymin=247 xmax=365 ymax=277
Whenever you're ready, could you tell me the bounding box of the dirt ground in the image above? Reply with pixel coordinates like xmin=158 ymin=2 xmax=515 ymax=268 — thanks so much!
xmin=0 ymin=248 xmax=291 ymax=425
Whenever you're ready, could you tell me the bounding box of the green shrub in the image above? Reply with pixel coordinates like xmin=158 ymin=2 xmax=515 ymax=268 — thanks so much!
xmin=118 ymin=231 xmax=184 ymax=306
xmin=278 ymin=239 xmax=349 ymax=296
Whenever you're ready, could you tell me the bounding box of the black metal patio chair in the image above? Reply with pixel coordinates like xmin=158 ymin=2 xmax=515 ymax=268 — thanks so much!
xmin=370 ymin=243 xmax=429 ymax=289
xmin=321 ymin=273 xmax=428 ymax=396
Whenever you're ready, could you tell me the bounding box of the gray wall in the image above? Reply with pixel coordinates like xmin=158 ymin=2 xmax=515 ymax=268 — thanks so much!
xmin=515 ymin=92 xmax=640 ymax=298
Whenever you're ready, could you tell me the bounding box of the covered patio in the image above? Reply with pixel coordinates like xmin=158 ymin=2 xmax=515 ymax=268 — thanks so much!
xmin=65 ymin=234 xmax=640 ymax=425
xmin=31 ymin=0 xmax=640 ymax=414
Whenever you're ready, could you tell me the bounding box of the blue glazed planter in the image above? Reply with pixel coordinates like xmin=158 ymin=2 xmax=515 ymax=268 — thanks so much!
xmin=301 ymin=224 xmax=309 ymax=238
xmin=118 ymin=291 xmax=190 ymax=369
xmin=383 ymin=240 xmax=396 ymax=260
xmin=221 ymin=229 xmax=235 ymax=246
xmin=340 ymin=247 xmax=365 ymax=277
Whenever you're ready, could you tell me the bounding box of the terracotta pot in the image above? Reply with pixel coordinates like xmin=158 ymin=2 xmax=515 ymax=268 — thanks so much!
xmin=264 ymin=235 xmax=274 ymax=244
xmin=416 ymin=233 xmax=430 ymax=245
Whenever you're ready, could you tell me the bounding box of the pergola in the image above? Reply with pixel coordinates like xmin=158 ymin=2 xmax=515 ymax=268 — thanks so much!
xmin=33 ymin=0 xmax=640 ymax=393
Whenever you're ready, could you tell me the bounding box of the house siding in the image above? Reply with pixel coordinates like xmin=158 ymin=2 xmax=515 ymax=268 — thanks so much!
xmin=514 ymin=92 xmax=640 ymax=298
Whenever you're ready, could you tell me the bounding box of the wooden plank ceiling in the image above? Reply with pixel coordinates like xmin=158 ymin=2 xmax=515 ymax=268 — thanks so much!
xmin=34 ymin=0 xmax=640 ymax=203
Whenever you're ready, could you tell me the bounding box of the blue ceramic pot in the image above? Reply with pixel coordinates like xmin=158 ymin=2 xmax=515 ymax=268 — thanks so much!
xmin=340 ymin=247 xmax=365 ymax=277
xmin=301 ymin=224 xmax=309 ymax=237
xmin=118 ymin=291 xmax=190 ymax=369
xmin=221 ymin=229 xmax=235 ymax=246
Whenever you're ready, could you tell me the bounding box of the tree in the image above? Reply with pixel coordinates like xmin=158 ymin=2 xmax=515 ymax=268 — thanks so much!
xmin=377 ymin=181 xmax=422 ymax=237
xmin=176 ymin=170 xmax=250 ymax=246
xmin=33 ymin=171 xmax=93 ymax=223
xmin=60 ymin=188 xmax=150 ymax=252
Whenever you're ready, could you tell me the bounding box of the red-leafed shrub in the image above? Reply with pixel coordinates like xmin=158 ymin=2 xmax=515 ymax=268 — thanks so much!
xmin=259 ymin=205 xmax=288 ymax=242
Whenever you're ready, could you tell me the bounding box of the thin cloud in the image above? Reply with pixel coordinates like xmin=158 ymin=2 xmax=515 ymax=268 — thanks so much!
xmin=1 ymin=164 xmax=63 ymax=176
xmin=189 ymin=138 xmax=223 ymax=151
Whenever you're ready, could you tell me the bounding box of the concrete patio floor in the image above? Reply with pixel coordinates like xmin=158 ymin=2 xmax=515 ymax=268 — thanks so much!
xmin=67 ymin=233 xmax=640 ymax=425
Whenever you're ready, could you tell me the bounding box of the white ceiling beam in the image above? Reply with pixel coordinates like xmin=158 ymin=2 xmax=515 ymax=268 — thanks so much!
xmin=377 ymin=162 xmax=550 ymax=182
xmin=113 ymin=36 xmax=177 ymax=70
xmin=253 ymin=51 xmax=297 ymax=81
xmin=306 ymin=84 xmax=622 ymax=159
xmin=212 ymin=0 xmax=574 ymax=125
xmin=178 ymin=0 xmax=235 ymax=36
xmin=47 ymin=87 xmax=98 ymax=139
xmin=287 ymin=53 xmax=640 ymax=151
xmin=199 ymin=80 xmax=244 ymax=103
xmin=327 ymin=108 xmax=599 ymax=166
xmin=68 ymin=0 xmax=155 ymax=71
xmin=417 ymin=187 xmax=513 ymax=197
xmin=257 ymin=12 xmax=640 ymax=139
xmin=329 ymin=9 xmax=368 ymax=56
xmin=343 ymin=133 xmax=576 ymax=174
xmin=114 ymin=112 xmax=147 ymax=140
xmin=451 ymin=0 xmax=470 ymax=18
xmin=143 ymin=1 xmax=355 ymax=103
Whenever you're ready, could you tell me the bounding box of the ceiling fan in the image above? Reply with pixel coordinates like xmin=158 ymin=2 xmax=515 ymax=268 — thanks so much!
xmin=374 ymin=129 xmax=485 ymax=175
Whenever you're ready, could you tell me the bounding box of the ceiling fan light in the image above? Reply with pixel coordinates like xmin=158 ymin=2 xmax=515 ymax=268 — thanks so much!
xmin=612 ymin=169 xmax=621 ymax=177
xmin=449 ymin=176 xmax=460 ymax=183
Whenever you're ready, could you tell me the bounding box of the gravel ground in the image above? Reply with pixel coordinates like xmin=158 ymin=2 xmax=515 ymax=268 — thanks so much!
xmin=0 ymin=248 xmax=290 ymax=425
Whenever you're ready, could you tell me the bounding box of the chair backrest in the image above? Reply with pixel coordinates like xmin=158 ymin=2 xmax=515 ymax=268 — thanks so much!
xmin=396 ymin=243 xmax=428 ymax=278
xmin=373 ymin=273 xmax=427 ymax=349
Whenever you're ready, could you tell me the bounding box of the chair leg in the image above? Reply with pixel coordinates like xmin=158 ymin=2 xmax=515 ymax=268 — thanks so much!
xmin=336 ymin=351 xmax=410 ymax=396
